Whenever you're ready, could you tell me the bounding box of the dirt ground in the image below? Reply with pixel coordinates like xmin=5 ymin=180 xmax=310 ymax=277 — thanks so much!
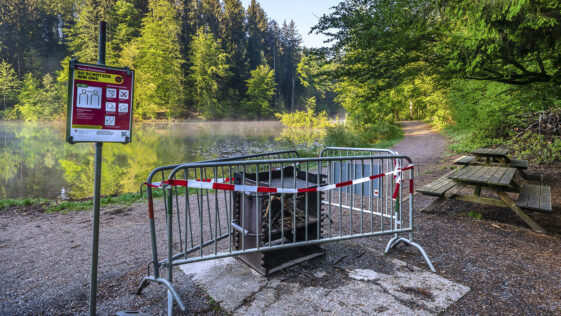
xmin=1 ymin=121 xmax=561 ymax=315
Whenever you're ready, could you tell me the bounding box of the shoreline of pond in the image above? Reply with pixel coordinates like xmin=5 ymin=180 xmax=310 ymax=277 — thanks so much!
xmin=0 ymin=120 xmax=403 ymax=201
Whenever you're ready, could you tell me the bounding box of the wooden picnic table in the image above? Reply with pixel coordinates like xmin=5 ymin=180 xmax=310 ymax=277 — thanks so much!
xmin=448 ymin=165 xmax=516 ymax=187
xmin=418 ymin=164 xmax=551 ymax=233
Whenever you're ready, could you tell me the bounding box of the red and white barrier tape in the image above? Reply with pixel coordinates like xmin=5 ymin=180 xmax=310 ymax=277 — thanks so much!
xmin=145 ymin=164 xmax=414 ymax=195
xmin=392 ymin=154 xmax=402 ymax=200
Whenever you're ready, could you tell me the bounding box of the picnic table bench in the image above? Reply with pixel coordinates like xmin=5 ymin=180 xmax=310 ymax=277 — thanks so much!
xmin=418 ymin=163 xmax=551 ymax=233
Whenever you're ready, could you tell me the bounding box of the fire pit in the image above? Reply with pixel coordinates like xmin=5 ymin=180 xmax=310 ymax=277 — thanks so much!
xmin=232 ymin=166 xmax=326 ymax=275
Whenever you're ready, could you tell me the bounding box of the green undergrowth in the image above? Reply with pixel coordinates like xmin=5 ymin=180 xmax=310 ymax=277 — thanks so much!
xmin=443 ymin=123 xmax=561 ymax=163
xmin=0 ymin=187 xmax=196 ymax=213
xmin=442 ymin=127 xmax=500 ymax=154
xmin=324 ymin=122 xmax=404 ymax=149
xmin=461 ymin=210 xmax=483 ymax=220
xmin=0 ymin=198 xmax=50 ymax=209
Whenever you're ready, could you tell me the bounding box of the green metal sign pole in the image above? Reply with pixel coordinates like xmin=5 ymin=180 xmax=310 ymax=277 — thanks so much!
xmin=89 ymin=20 xmax=106 ymax=316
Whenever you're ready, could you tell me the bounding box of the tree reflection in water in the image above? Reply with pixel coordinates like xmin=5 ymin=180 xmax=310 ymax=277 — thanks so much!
xmin=0 ymin=121 xmax=324 ymax=199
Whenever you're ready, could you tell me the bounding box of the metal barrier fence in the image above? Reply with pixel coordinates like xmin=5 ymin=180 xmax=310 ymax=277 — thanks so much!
xmin=136 ymin=149 xmax=435 ymax=315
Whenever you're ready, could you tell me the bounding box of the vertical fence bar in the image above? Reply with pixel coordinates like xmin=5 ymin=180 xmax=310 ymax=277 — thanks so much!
xmin=360 ymin=158 xmax=364 ymax=235
xmin=184 ymin=169 xmax=193 ymax=251
xmin=409 ymin=166 xmax=414 ymax=242
xmin=214 ymin=166 xmax=219 ymax=255
xmin=197 ymin=169 xmax=204 ymax=258
xmin=317 ymin=160 xmax=321 ymax=240
xmin=305 ymin=162 xmax=309 ymax=241
xmin=147 ymin=186 xmax=159 ymax=278
xmin=280 ymin=163 xmax=285 ymax=245
xmin=268 ymin=163 xmax=272 ymax=247
xmin=350 ymin=160 xmax=354 ymax=235
xmin=379 ymin=159 xmax=383 ymax=232
xmin=339 ymin=158 xmax=343 ymax=237
xmin=174 ymin=185 xmax=183 ymax=253
xmin=327 ymin=160 xmax=332 ymax=238
xmin=228 ymin=166 xmax=233 ymax=253
xmin=241 ymin=165 xmax=246 ymax=250
xmin=203 ymin=168 xmax=213 ymax=240
xmin=255 ymin=163 xmax=260 ymax=250
xmin=165 ymin=185 xmax=174 ymax=315
xmin=292 ymin=162 xmax=297 ymax=243
xmin=369 ymin=158 xmax=374 ymax=234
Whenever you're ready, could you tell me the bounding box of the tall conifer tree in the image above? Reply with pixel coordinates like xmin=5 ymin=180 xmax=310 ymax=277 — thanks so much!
xmin=279 ymin=20 xmax=302 ymax=111
xmin=222 ymin=0 xmax=247 ymax=97
xmin=246 ymin=0 xmax=267 ymax=72
xmin=66 ymin=0 xmax=116 ymax=63
xmin=131 ymin=0 xmax=184 ymax=118
xmin=200 ymin=0 xmax=222 ymax=38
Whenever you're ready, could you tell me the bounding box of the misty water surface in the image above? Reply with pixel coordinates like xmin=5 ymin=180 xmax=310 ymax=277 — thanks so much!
xmin=0 ymin=121 xmax=324 ymax=199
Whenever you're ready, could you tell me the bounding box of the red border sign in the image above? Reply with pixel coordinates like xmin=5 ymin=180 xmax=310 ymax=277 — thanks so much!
xmin=66 ymin=60 xmax=134 ymax=143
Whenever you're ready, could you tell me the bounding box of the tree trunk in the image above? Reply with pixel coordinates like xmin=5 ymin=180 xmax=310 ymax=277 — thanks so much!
xmin=291 ymin=70 xmax=295 ymax=112
xmin=16 ymin=43 xmax=22 ymax=78
xmin=409 ymin=99 xmax=413 ymax=119
xmin=273 ymin=45 xmax=277 ymax=107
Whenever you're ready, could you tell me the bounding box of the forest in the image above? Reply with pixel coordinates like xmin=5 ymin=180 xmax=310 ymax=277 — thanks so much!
xmin=1 ymin=0 xmax=561 ymax=161
xmin=0 ymin=0 xmax=337 ymax=121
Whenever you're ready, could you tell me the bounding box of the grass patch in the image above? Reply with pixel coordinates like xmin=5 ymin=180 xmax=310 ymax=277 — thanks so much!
xmin=45 ymin=192 xmax=144 ymax=213
xmin=371 ymin=129 xmax=404 ymax=149
xmin=442 ymin=126 xmax=502 ymax=154
xmin=206 ymin=295 xmax=224 ymax=313
xmin=1 ymin=186 xmax=197 ymax=213
xmin=460 ymin=210 xmax=483 ymax=220
xmin=0 ymin=198 xmax=50 ymax=209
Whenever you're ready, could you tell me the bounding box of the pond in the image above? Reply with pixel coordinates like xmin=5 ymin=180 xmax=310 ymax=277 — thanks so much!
xmin=0 ymin=121 xmax=324 ymax=199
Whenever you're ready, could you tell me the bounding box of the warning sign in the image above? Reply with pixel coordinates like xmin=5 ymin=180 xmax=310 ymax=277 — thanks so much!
xmin=66 ymin=60 xmax=134 ymax=143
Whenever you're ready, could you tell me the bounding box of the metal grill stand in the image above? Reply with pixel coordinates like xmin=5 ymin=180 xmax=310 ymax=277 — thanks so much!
xmin=233 ymin=166 xmax=326 ymax=275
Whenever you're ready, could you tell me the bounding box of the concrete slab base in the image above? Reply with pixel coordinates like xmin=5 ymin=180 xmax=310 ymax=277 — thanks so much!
xmin=180 ymin=246 xmax=469 ymax=315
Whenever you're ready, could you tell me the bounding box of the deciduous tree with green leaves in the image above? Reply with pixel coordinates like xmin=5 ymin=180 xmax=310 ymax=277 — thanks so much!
xmin=188 ymin=27 xmax=230 ymax=119
xmin=0 ymin=60 xmax=18 ymax=112
xmin=441 ymin=0 xmax=561 ymax=86
xmin=16 ymin=73 xmax=62 ymax=121
xmin=243 ymin=64 xmax=275 ymax=118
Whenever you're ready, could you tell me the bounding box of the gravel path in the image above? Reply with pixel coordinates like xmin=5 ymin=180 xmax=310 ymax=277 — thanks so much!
xmin=391 ymin=120 xmax=447 ymax=165
xmin=1 ymin=121 xmax=561 ymax=315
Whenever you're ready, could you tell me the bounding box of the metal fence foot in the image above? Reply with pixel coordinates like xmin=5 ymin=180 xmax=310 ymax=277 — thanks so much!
xmin=384 ymin=236 xmax=436 ymax=272
xmin=135 ymin=276 xmax=186 ymax=312
xmin=135 ymin=277 xmax=151 ymax=295
xmin=384 ymin=236 xmax=400 ymax=253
